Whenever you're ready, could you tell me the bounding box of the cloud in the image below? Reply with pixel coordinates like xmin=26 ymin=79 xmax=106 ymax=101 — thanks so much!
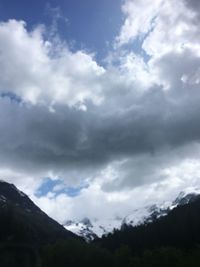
xmin=116 ymin=0 xmax=163 ymax=46
xmin=45 ymin=3 xmax=69 ymax=36
xmin=116 ymin=0 xmax=200 ymax=53
xmin=0 ymin=20 xmax=105 ymax=108
xmin=0 ymin=0 xmax=200 ymax=221
xmin=33 ymin=156 xmax=200 ymax=222
xmin=184 ymin=0 xmax=200 ymax=13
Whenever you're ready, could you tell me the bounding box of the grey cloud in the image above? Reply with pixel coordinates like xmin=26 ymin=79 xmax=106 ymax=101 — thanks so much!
xmin=101 ymin=143 xmax=200 ymax=192
xmin=185 ymin=0 xmax=200 ymax=11
xmin=1 ymin=63 xmax=200 ymax=189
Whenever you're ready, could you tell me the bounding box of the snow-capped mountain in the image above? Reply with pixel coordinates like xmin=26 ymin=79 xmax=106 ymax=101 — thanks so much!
xmin=172 ymin=191 xmax=200 ymax=207
xmin=64 ymin=191 xmax=200 ymax=241
xmin=2 ymin=178 xmax=200 ymax=245
xmin=121 ymin=204 xmax=169 ymax=227
xmin=65 ymin=217 xmax=122 ymax=242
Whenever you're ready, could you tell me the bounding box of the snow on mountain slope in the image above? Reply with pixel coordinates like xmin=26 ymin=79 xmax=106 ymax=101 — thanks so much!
xmin=122 ymin=204 xmax=169 ymax=227
xmin=64 ymin=217 xmax=122 ymax=242
xmin=64 ymin=191 xmax=200 ymax=241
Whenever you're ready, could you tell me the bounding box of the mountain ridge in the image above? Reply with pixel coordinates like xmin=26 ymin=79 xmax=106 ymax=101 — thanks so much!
xmin=64 ymin=191 xmax=200 ymax=241
xmin=0 ymin=180 xmax=78 ymax=246
xmin=97 ymin=192 xmax=200 ymax=254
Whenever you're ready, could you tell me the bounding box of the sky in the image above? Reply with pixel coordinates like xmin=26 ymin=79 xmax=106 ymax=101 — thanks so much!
xmin=0 ymin=0 xmax=200 ymax=223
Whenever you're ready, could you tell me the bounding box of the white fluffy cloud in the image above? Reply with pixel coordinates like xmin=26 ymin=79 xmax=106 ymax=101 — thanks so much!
xmin=0 ymin=20 xmax=105 ymax=108
xmin=32 ymin=155 xmax=200 ymax=223
xmin=117 ymin=0 xmax=200 ymax=55
xmin=116 ymin=0 xmax=163 ymax=46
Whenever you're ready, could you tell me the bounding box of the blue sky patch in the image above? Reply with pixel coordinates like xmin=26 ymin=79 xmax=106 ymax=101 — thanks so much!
xmin=0 ymin=0 xmax=123 ymax=63
xmin=35 ymin=177 xmax=89 ymax=198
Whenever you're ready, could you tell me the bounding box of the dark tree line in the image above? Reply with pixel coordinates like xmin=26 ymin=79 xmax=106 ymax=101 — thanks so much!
xmin=41 ymin=240 xmax=200 ymax=267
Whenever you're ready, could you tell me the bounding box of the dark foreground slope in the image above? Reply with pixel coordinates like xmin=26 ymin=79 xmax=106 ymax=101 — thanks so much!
xmin=0 ymin=180 xmax=77 ymax=246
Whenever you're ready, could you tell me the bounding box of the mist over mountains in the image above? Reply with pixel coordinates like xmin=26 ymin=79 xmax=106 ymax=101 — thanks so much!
xmin=64 ymin=191 xmax=200 ymax=241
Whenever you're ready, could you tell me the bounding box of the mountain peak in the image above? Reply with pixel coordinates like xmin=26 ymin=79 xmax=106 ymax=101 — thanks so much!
xmin=0 ymin=180 xmax=41 ymax=214
xmin=172 ymin=191 xmax=200 ymax=207
xmin=0 ymin=180 xmax=78 ymax=245
xmin=65 ymin=191 xmax=200 ymax=241
xmin=80 ymin=217 xmax=93 ymax=227
xmin=0 ymin=180 xmax=25 ymax=197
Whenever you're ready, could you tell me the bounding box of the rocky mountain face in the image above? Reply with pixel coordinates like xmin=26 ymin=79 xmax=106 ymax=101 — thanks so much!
xmin=0 ymin=180 xmax=78 ymax=246
xmin=64 ymin=191 xmax=200 ymax=241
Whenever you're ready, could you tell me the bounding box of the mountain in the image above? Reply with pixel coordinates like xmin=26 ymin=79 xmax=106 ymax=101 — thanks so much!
xmin=42 ymin=193 xmax=200 ymax=267
xmin=0 ymin=180 xmax=77 ymax=246
xmin=63 ymin=206 xmax=168 ymax=242
xmin=64 ymin=191 xmax=200 ymax=241
xmin=97 ymin=192 xmax=200 ymax=253
xmin=1 ymin=180 xmax=200 ymax=266
xmin=123 ymin=191 xmax=200 ymax=227
xmin=64 ymin=217 xmax=122 ymax=242
xmin=172 ymin=191 xmax=200 ymax=206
